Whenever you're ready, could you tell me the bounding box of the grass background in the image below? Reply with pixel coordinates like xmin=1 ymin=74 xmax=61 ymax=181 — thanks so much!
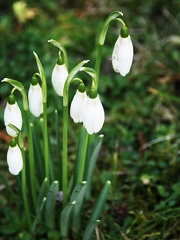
xmin=0 ymin=0 xmax=180 ymax=239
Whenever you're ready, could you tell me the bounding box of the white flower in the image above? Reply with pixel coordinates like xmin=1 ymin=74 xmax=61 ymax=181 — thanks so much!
xmin=112 ymin=35 xmax=133 ymax=76
xmin=28 ymin=83 xmax=43 ymax=117
xmin=70 ymin=90 xmax=87 ymax=123
xmin=4 ymin=101 xmax=22 ymax=137
xmin=52 ymin=63 xmax=68 ymax=97
xmin=7 ymin=144 xmax=23 ymax=175
xmin=83 ymin=95 xmax=105 ymax=135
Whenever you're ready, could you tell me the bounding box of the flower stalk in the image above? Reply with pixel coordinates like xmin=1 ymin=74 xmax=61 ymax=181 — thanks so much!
xmin=33 ymin=52 xmax=50 ymax=186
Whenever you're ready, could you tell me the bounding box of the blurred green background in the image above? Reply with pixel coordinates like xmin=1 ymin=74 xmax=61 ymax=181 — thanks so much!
xmin=0 ymin=0 xmax=180 ymax=239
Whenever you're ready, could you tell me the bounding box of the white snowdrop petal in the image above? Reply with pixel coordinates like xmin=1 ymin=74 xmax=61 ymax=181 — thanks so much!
xmin=83 ymin=95 xmax=105 ymax=135
xmin=93 ymin=96 xmax=105 ymax=133
xmin=112 ymin=38 xmax=120 ymax=73
xmin=4 ymin=102 xmax=22 ymax=137
xmin=83 ymin=97 xmax=95 ymax=135
xmin=52 ymin=64 xmax=68 ymax=97
xmin=70 ymin=90 xmax=87 ymax=123
xmin=7 ymin=145 xmax=23 ymax=175
xmin=28 ymin=84 xmax=43 ymax=117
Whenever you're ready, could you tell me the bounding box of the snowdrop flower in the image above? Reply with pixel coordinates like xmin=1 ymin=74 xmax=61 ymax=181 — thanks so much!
xmin=51 ymin=55 xmax=68 ymax=97
xmin=28 ymin=76 xmax=43 ymax=117
xmin=7 ymin=138 xmax=23 ymax=175
xmin=4 ymin=94 xmax=22 ymax=137
xmin=83 ymin=88 xmax=105 ymax=135
xmin=70 ymin=83 xmax=87 ymax=123
xmin=112 ymin=27 xmax=133 ymax=76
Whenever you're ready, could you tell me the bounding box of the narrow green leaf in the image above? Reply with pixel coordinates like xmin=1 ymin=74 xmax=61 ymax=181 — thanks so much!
xmin=7 ymin=123 xmax=20 ymax=136
xmin=2 ymin=78 xmax=28 ymax=111
xmin=2 ymin=78 xmax=24 ymax=92
xmin=63 ymin=59 xmax=89 ymax=107
xmin=89 ymin=181 xmax=111 ymax=222
xmin=36 ymin=178 xmax=48 ymax=213
xmin=70 ymin=181 xmax=87 ymax=202
xmin=80 ymin=67 xmax=96 ymax=78
xmin=33 ymin=51 xmax=47 ymax=103
xmin=71 ymin=181 xmax=87 ymax=235
xmin=31 ymin=197 xmax=46 ymax=232
xmin=83 ymin=220 xmax=100 ymax=240
xmin=45 ymin=181 xmax=59 ymax=229
xmin=60 ymin=181 xmax=87 ymax=237
xmin=84 ymin=134 xmax=104 ymax=199
xmin=60 ymin=201 xmax=76 ymax=237
xmin=83 ymin=181 xmax=111 ymax=239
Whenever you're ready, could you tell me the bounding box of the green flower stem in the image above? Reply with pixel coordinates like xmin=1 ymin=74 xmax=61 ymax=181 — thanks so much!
xmin=24 ymin=111 xmax=37 ymax=210
xmin=55 ymin=109 xmax=62 ymax=189
xmin=94 ymin=44 xmax=103 ymax=89
xmin=21 ymin=147 xmax=31 ymax=228
xmin=43 ymin=102 xmax=50 ymax=186
xmin=62 ymin=60 xmax=89 ymax=207
xmin=77 ymin=129 xmax=89 ymax=183
xmin=62 ymin=105 xmax=68 ymax=206
xmin=33 ymin=52 xmax=49 ymax=185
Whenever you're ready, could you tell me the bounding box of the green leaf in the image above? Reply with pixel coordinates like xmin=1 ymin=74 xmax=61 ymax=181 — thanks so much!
xmin=31 ymin=197 xmax=46 ymax=232
xmin=80 ymin=67 xmax=96 ymax=79
xmin=60 ymin=200 xmax=76 ymax=237
xmin=89 ymin=180 xmax=111 ymax=222
xmin=7 ymin=123 xmax=20 ymax=136
xmin=84 ymin=134 xmax=104 ymax=199
xmin=71 ymin=182 xmax=87 ymax=234
xmin=45 ymin=181 xmax=59 ymax=229
xmin=60 ymin=181 xmax=87 ymax=237
xmin=2 ymin=78 xmax=28 ymax=111
xmin=63 ymin=59 xmax=89 ymax=107
xmin=33 ymin=51 xmax=47 ymax=103
xmin=36 ymin=178 xmax=48 ymax=213
xmin=83 ymin=220 xmax=100 ymax=240
xmin=83 ymin=181 xmax=111 ymax=239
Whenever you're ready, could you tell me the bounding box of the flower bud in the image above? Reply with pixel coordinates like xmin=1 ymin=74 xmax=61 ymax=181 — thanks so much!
xmin=112 ymin=31 xmax=133 ymax=76
xmin=4 ymin=95 xmax=22 ymax=137
xmin=7 ymin=139 xmax=23 ymax=175
xmin=28 ymin=77 xmax=43 ymax=117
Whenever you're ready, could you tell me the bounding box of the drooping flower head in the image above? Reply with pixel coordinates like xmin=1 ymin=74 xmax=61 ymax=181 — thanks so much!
xmin=7 ymin=138 xmax=23 ymax=175
xmin=28 ymin=76 xmax=43 ymax=117
xmin=70 ymin=83 xmax=87 ymax=123
xmin=112 ymin=26 xmax=133 ymax=76
xmin=82 ymin=88 xmax=105 ymax=135
xmin=4 ymin=94 xmax=22 ymax=137
xmin=51 ymin=52 xmax=68 ymax=97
